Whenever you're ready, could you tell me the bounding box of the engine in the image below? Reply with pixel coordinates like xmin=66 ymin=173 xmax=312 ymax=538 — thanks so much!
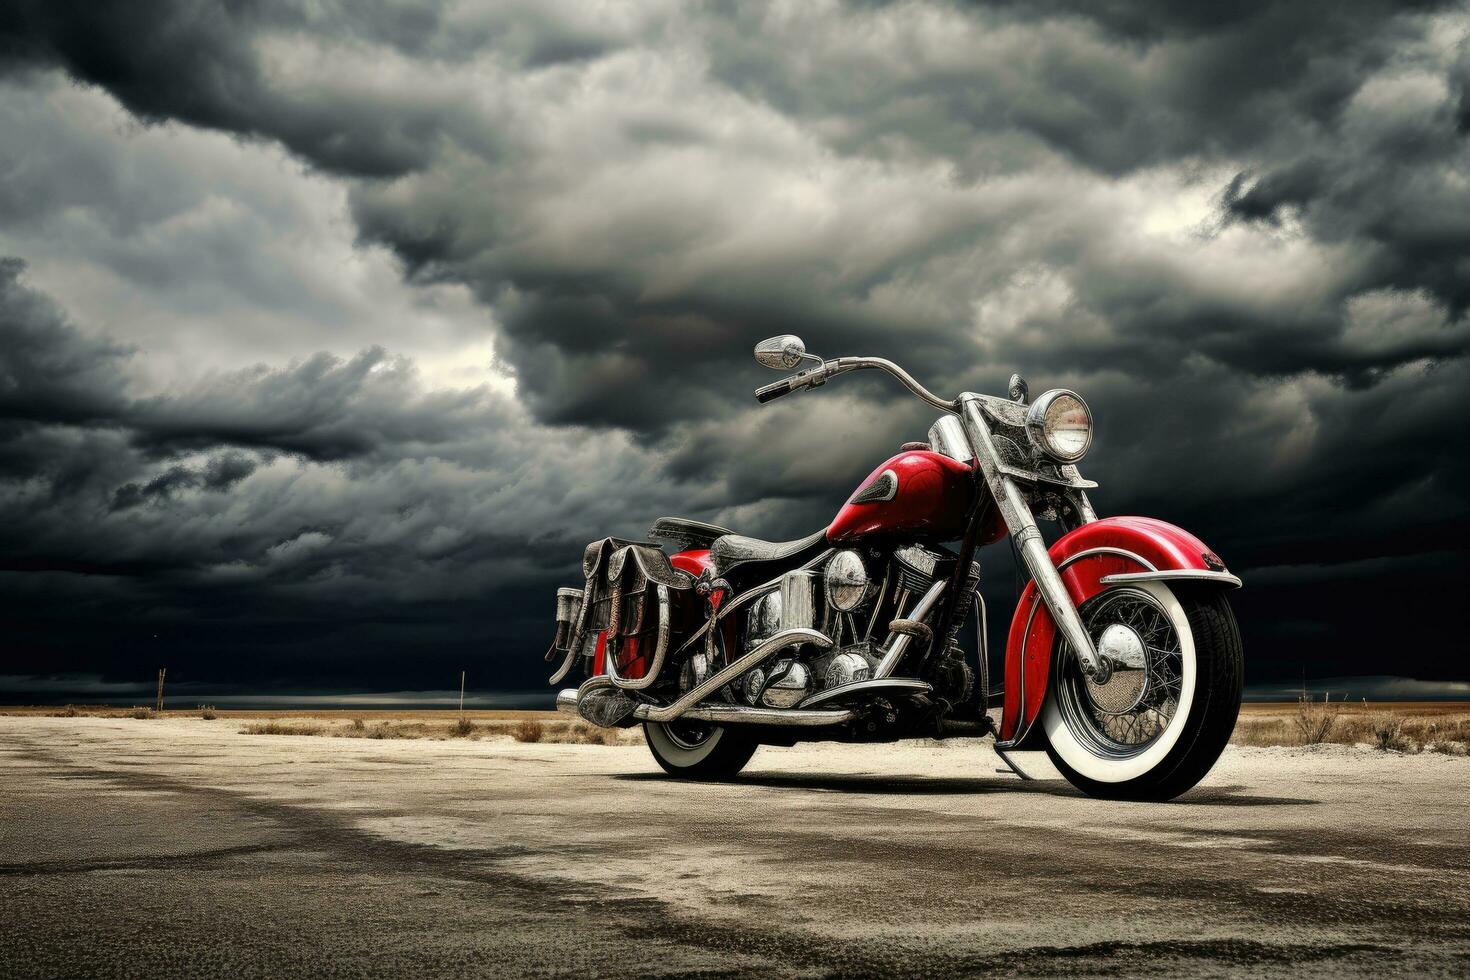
xmin=739 ymin=568 xmax=824 ymax=707
xmin=735 ymin=543 xmax=976 ymax=709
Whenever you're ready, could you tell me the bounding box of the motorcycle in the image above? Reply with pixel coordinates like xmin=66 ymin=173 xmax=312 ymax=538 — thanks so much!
xmin=544 ymin=336 xmax=1244 ymax=801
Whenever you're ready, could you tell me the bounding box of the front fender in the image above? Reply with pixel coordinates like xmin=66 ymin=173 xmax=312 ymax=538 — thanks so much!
xmin=997 ymin=516 xmax=1240 ymax=746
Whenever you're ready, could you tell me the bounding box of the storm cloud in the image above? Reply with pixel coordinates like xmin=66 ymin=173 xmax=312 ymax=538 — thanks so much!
xmin=1 ymin=1 xmax=1467 ymax=701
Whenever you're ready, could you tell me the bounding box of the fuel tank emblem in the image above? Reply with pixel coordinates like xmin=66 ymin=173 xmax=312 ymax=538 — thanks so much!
xmin=850 ymin=468 xmax=898 ymax=504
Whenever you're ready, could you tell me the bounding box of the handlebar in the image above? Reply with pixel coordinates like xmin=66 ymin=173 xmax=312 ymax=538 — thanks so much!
xmin=754 ymin=357 xmax=958 ymax=413
xmin=754 ymin=362 xmax=830 ymax=403
xmin=754 ymin=376 xmax=798 ymax=403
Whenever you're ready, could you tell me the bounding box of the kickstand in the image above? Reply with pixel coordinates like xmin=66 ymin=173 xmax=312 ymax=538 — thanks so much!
xmin=993 ymin=745 xmax=1033 ymax=781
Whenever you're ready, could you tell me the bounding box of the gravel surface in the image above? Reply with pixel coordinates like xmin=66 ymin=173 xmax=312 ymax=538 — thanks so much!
xmin=3 ymin=717 xmax=1468 ymax=978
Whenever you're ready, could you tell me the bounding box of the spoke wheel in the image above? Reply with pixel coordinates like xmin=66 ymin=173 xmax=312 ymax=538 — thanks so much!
xmin=1041 ymin=581 xmax=1243 ymax=801
xmin=1055 ymin=588 xmax=1184 ymax=759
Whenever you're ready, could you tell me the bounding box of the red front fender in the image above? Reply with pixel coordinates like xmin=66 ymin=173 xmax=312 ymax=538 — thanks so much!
xmin=997 ymin=516 xmax=1240 ymax=745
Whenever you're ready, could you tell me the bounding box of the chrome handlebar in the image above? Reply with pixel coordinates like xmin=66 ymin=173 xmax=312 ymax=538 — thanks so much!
xmin=753 ymin=364 xmax=827 ymax=403
xmin=754 ymin=356 xmax=959 ymax=413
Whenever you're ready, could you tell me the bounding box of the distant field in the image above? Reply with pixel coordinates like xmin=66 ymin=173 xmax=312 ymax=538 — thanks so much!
xmin=1232 ymin=700 xmax=1470 ymax=753
xmin=1238 ymin=701 xmax=1470 ymax=719
xmin=0 ymin=706 xmax=558 ymax=721
xmin=0 ymin=705 xmax=630 ymax=744
xmin=5 ymin=700 xmax=1470 ymax=751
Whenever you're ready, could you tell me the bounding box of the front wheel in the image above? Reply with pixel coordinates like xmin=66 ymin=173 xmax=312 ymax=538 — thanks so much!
xmin=1042 ymin=581 xmax=1242 ymax=801
xmin=643 ymin=720 xmax=758 ymax=780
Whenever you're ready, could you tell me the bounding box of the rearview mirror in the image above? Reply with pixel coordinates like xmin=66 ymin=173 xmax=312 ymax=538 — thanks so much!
xmin=754 ymin=335 xmax=808 ymax=370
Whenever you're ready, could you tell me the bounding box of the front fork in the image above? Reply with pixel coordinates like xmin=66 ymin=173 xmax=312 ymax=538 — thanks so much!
xmin=957 ymin=396 xmax=1105 ymax=679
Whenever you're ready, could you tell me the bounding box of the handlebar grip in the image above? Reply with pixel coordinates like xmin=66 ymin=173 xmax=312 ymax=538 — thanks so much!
xmin=755 ymin=377 xmax=797 ymax=403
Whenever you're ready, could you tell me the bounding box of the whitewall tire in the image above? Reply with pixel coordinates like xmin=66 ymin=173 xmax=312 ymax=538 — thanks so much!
xmin=1040 ymin=580 xmax=1243 ymax=801
xmin=644 ymin=720 xmax=758 ymax=780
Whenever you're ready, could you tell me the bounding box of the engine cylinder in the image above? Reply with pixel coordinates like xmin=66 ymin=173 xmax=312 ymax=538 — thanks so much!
xmin=743 ymin=660 xmax=812 ymax=708
xmin=892 ymin=544 xmax=956 ymax=596
xmin=744 ymin=569 xmax=827 ymax=648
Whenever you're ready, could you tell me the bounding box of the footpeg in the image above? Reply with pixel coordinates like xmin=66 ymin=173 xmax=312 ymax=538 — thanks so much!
xmin=887 ymin=618 xmax=933 ymax=652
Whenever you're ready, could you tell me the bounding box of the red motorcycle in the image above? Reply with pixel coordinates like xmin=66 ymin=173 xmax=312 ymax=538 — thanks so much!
xmin=545 ymin=336 xmax=1243 ymax=800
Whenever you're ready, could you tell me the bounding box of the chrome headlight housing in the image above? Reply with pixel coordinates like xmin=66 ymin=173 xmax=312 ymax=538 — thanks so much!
xmin=1025 ymin=389 xmax=1092 ymax=462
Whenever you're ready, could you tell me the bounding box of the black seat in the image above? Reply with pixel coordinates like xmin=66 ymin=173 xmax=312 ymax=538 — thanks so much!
xmin=647 ymin=517 xmax=734 ymax=552
xmin=710 ymin=528 xmax=829 ymax=578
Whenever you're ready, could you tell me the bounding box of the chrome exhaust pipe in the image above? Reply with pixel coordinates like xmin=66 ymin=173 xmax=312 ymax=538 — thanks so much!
xmin=559 ymin=675 xmax=616 ymax=716
xmin=799 ymin=677 xmax=932 ymax=709
xmin=637 ymin=626 xmax=830 ymax=724
xmin=564 ymin=684 xmax=853 ymax=727
xmin=634 ymin=702 xmax=855 ymax=727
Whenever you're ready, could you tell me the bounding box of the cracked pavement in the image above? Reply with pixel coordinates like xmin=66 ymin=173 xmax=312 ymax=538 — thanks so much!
xmin=2 ymin=717 xmax=1468 ymax=978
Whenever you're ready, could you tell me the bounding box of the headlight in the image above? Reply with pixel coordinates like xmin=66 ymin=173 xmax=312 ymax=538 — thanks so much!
xmin=1026 ymin=389 xmax=1092 ymax=462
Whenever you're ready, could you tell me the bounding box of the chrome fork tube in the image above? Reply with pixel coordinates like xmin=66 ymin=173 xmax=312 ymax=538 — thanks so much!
xmin=1065 ymin=488 xmax=1098 ymax=525
xmin=958 ymin=395 xmax=1102 ymax=676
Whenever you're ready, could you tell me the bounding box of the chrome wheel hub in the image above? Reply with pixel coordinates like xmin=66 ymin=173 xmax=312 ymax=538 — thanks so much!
xmin=1056 ymin=587 xmax=1185 ymax=758
xmin=1085 ymin=623 xmax=1149 ymax=714
xmin=665 ymin=719 xmax=715 ymax=749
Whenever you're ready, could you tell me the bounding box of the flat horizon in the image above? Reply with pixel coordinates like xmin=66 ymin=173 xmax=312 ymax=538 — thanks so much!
xmin=7 ymin=698 xmax=1470 ymax=713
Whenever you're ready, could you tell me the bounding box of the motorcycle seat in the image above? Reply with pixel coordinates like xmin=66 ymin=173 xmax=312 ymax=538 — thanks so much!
xmin=710 ymin=528 xmax=829 ymax=578
xmin=648 ymin=517 xmax=734 ymax=552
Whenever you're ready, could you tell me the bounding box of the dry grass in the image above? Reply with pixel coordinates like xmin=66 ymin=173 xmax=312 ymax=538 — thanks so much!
xmin=1370 ymin=712 xmax=1407 ymax=752
xmin=241 ymin=719 xmax=326 ymax=736
xmin=230 ymin=713 xmax=633 ymax=744
xmin=1230 ymin=717 xmax=1292 ymax=747
xmin=1232 ymin=702 xmax=1470 ymax=753
xmin=0 ymin=706 xmax=567 ymax=721
xmin=198 ymin=704 xmax=218 ymax=720
xmin=569 ymin=722 xmax=620 ymax=745
xmin=127 ymin=706 xmax=157 ymax=720
xmin=1293 ymin=690 xmax=1342 ymax=745
xmin=511 ymin=719 xmax=544 ymax=743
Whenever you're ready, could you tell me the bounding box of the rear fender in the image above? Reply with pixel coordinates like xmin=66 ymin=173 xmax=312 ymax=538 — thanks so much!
xmin=997 ymin=516 xmax=1240 ymax=746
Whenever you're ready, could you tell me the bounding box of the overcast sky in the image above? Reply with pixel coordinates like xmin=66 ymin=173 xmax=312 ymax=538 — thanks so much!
xmin=2 ymin=1 xmax=1467 ymax=705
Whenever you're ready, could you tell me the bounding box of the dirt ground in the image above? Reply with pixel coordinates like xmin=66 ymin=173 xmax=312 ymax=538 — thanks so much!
xmin=2 ymin=714 xmax=1468 ymax=978
xmin=9 ymin=700 xmax=1468 ymax=750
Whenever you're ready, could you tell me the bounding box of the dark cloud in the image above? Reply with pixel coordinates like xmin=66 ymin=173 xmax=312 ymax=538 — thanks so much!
xmin=701 ymin=2 xmax=1445 ymax=173
xmin=110 ymin=450 xmax=258 ymax=511
xmin=0 ymin=257 xmax=132 ymax=424
xmin=0 ymin=1 xmax=1467 ymax=699
xmin=0 ymin=1 xmax=463 ymax=178
xmin=0 ymin=256 xmax=707 ymax=696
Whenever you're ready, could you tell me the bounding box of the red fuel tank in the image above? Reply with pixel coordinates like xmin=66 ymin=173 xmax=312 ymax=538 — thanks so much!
xmin=827 ymin=450 xmax=980 ymax=544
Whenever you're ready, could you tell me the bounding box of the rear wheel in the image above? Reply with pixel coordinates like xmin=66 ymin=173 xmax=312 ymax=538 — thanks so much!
xmin=1042 ymin=581 xmax=1242 ymax=801
xmin=643 ymin=720 xmax=758 ymax=780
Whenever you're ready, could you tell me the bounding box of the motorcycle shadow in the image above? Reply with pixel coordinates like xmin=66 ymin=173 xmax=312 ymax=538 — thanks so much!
xmin=615 ymin=771 xmax=1319 ymax=806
